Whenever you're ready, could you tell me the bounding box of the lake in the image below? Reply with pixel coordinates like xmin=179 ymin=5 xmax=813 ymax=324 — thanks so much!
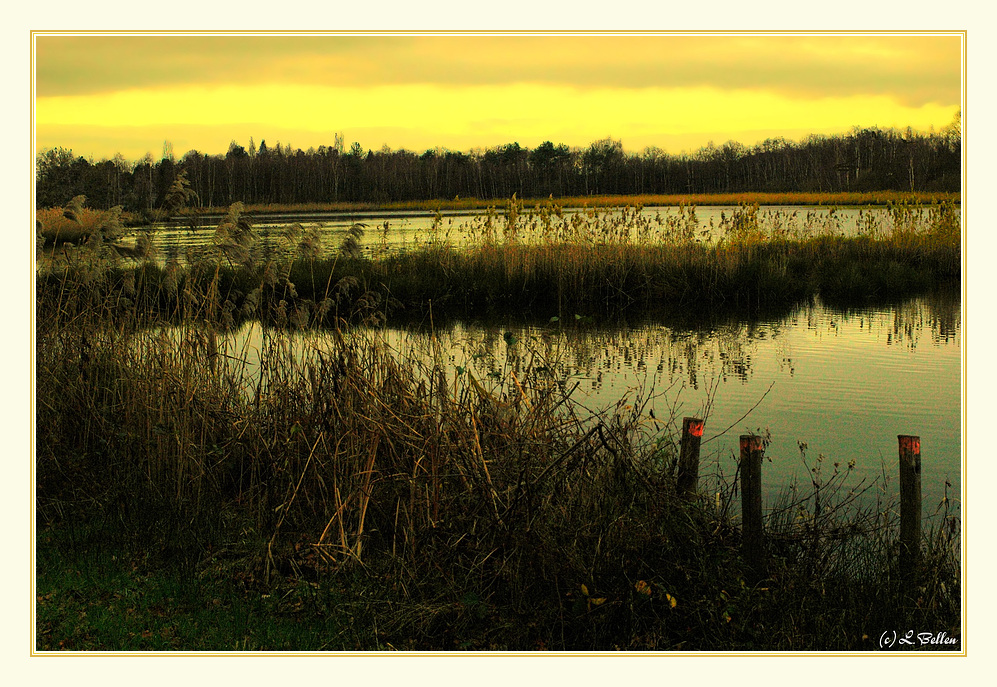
xmin=135 ymin=204 xmax=936 ymax=266
xmin=127 ymin=203 xmax=961 ymax=520
xmin=219 ymin=290 xmax=962 ymax=517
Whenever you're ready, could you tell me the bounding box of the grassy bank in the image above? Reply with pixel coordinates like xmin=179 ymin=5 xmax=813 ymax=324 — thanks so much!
xmin=36 ymin=522 xmax=377 ymax=651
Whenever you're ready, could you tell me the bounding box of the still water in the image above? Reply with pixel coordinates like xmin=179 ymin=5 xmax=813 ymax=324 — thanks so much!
xmin=225 ymin=292 xmax=962 ymax=514
xmin=138 ymin=205 xmax=923 ymax=265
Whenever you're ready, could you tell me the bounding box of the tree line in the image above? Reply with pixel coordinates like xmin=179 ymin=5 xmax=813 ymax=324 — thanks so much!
xmin=35 ymin=114 xmax=961 ymax=211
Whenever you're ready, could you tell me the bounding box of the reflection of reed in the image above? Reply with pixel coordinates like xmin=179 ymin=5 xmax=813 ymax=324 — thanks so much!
xmin=923 ymin=290 xmax=962 ymax=344
xmin=209 ymin=296 xmax=959 ymax=422
xmin=800 ymin=293 xmax=961 ymax=351
xmin=367 ymin=295 xmax=962 ymax=452
xmin=411 ymin=318 xmax=764 ymax=405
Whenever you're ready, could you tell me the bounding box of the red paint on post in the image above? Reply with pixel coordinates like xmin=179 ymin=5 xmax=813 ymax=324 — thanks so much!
xmin=685 ymin=418 xmax=704 ymax=438
xmin=899 ymin=435 xmax=921 ymax=454
xmin=740 ymin=435 xmax=764 ymax=452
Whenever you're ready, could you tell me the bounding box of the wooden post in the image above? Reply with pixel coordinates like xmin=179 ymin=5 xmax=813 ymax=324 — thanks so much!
xmin=676 ymin=417 xmax=705 ymax=500
xmin=740 ymin=434 xmax=766 ymax=581
xmin=898 ymin=435 xmax=922 ymax=573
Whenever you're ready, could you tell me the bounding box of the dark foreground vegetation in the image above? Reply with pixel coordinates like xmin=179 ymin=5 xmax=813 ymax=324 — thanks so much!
xmin=35 ymin=198 xmax=962 ymax=651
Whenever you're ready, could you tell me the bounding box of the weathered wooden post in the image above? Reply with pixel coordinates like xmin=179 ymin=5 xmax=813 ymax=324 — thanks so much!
xmin=898 ymin=435 xmax=922 ymax=574
xmin=740 ymin=434 xmax=766 ymax=581
xmin=676 ymin=417 xmax=705 ymax=500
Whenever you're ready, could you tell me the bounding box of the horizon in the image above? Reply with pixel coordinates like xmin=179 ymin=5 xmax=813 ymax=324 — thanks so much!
xmin=33 ymin=32 xmax=963 ymax=164
xmin=37 ymin=119 xmax=958 ymax=167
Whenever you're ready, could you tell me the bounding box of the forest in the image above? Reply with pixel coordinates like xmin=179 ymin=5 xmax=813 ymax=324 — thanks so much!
xmin=35 ymin=115 xmax=961 ymax=212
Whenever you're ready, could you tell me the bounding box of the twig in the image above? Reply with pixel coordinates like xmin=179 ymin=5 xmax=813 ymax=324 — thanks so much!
xmin=702 ymin=381 xmax=775 ymax=445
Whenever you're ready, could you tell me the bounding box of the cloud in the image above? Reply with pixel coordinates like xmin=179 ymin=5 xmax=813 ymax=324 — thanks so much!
xmin=36 ymin=80 xmax=960 ymax=161
xmin=36 ymin=34 xmax=962 ymax=108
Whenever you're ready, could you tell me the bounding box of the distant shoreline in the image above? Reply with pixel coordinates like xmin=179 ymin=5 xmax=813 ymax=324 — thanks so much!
xmin=154 ymin=191 xmax=963 ymax=220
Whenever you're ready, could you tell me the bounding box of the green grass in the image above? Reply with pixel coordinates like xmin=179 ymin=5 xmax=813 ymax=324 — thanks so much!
xmin=36 ymin=523 xmax=384 ymax=651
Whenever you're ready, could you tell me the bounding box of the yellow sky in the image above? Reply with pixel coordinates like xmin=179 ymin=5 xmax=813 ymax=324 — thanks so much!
xmin=33 ymin=33 xmax=963 ymax=161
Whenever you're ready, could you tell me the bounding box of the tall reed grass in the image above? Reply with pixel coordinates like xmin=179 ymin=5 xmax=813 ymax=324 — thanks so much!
xmin=37 ymin=197 xmax=961 ymax=327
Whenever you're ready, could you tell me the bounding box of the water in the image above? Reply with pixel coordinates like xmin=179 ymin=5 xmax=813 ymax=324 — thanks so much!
xmin=132 ymin=204 xmax=927 ymax=266
xmin=130 ymin=202 xmax=960 ymax=515
xmin=221 ymin=292 xmax=962 ymax=515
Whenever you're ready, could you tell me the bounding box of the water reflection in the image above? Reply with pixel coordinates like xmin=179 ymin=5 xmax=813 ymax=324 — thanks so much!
xmin=380 ymin=294 xmax=962 ymax=509
xmin=211 ymin=293 xmax=961 ymax=512
xmin=805 ymin=290 xmax=962 ymax=351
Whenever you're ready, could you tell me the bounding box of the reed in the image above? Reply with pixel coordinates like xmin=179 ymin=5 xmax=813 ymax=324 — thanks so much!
xmin=34 ymin=197 xmax=962 ymax=651
xmin=37 ymin=198 xmax=960 ymax=329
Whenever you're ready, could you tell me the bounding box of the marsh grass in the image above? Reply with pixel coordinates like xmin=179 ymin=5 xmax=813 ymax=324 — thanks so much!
xmin=38 ymin=197 xmax=959 ymax=328
xmin=35 ymin=197 xmax=962 ymax=651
